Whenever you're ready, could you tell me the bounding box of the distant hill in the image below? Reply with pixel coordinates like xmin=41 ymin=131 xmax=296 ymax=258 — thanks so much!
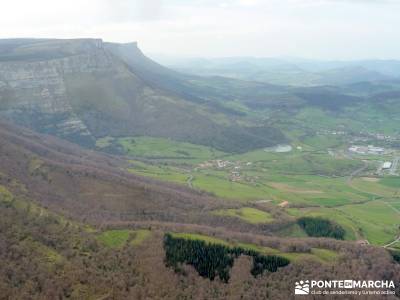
xmin=167 ymin=57 xmax=398 ymax=86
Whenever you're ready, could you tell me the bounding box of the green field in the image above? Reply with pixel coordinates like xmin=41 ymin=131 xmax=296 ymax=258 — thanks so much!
xmin=130 ymin=229 xmax=152 ymax=246
xmin=391 ymin=202 xmax=400 ymax=211
xmin=118 ymin=136 xmax=225 ymax=162
xmin=351 ymin=177 xmax=398 ymax=197
xmin=337 ymin=201 xmax=399 ymax=245
xmin=170 ymin=232 xmax=230 ymax=246
xmin=122 ymin=133 xmax=400 ymax=246
xmin=97 ymin=230 xmax=131 ymax=248
xmin=128 ymin=152 xmax=373 ymax=205
xmin=192 ymin=172 xmax=273 ymax=201
xmin=213 ymin=207 xmax=273 ymax=224
xmin=288 ymin=200 xmax=400 ymax=245
xmin=98 ymin=229 xmax=152 ymax=248
xmin=128 ymin=160 xmax=189 ymax=185
xmin=380 ymin=177 xmax=400 ymax=188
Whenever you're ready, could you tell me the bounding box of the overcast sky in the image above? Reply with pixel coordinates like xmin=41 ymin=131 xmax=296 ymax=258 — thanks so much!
xmin=0 ymin=0 xmax=399 ymax=59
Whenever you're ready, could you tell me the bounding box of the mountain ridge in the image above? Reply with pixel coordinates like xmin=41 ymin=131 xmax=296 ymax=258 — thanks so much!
xmin=0 ymin=38 xmax=287 ymax=153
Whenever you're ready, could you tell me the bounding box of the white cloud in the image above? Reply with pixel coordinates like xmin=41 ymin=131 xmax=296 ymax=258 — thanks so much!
xmin=0 ymin=0 xmax=399 ymax=59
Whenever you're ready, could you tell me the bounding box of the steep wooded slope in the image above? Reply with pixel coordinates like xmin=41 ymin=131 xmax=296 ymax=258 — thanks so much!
xmin=0 ymin=121 xmax=230 ymax=224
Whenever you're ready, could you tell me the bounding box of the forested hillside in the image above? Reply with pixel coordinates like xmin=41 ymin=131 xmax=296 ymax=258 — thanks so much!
xmin=1 ymin=186 xmax=399 ymax=299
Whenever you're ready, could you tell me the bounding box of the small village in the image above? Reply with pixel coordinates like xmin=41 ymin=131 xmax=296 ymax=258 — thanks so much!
xmin=198 ymin=159 xmax=254 ymax=182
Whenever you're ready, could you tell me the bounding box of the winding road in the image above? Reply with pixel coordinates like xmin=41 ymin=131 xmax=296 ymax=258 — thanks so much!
xmin=389 ymin=156 xmax=399 ymax=176
xmin=383 ymin=236 xmax=400 ymax=248
xmin=346 ymin=161 xmax=400 ymax=248
xmin=347 ymin=161 xmax=369 ymax=185
xmin=187 ymin=174 xmax=194 ymax=189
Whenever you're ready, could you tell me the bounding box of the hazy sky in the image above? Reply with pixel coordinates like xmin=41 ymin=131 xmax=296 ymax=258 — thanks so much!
xmin=0 ymin=0 xmax=399 ymax=59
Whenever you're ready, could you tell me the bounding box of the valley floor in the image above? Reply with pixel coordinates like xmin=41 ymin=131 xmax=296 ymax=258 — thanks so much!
xmin=108 ymin=134 xmax=400 ymax=247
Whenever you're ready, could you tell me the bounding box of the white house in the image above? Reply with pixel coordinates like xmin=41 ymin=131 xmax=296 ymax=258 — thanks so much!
xmin=382 ymin=161 xmax=392 ymax=169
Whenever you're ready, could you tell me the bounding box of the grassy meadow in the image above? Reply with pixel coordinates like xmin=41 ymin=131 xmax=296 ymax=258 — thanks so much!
xmin=119 ymin=136 xmax=225 ymax=162
xmin=213 ymin=207 xmax=274 ymax=224
xmin=288 ymin=200 xmax=400 ymax=245
xmin=97 ymin=229 xmax=152 ymax=248
xmin=105 ymin=133 xmax=400 ymax=246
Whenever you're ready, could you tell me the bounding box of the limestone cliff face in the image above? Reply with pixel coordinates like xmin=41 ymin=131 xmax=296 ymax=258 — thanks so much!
xmin=0 ymin=39 xmax=118 ymax=146
xmin=0 ymin=38 xmax=208 ymax=148
xmin=0 ymin=38 xmax=286 ymax=153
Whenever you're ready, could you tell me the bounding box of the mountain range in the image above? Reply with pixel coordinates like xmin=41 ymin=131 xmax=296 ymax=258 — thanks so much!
xmin=164 ymin=56 xmax=400 ymax=86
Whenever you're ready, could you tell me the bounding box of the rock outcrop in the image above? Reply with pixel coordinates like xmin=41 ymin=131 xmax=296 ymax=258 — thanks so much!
xmin=0 ymin=39 xmax=114 ymax=146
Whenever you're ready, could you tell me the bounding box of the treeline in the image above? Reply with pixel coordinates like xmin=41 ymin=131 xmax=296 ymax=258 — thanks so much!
xmin=163 ymin=233 xmax=290 ymax=282
xmin=390 ymin=250 xmax=400 ymax=263
xmin=297 ymin=217 xmax=345 ymax=240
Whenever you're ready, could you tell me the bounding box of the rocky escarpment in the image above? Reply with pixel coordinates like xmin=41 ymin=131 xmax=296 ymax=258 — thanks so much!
xmin=0 ymin=39 xmax=117 ymax=146
xmin=0 ymin=38 xmax=200 ymax=147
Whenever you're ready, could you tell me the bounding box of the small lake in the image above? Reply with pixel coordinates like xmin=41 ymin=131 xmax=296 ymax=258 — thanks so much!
xmin=264 ymin=144 xmax=292 ymax=153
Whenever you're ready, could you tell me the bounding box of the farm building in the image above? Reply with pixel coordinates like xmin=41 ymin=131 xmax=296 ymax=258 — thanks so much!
xmin=349 ymin=145 xmax=385 ymax=155
xmin=368 ymin=145 xmax=385 ymax=155
xmin=382 ymin=161 xmax=392 ymax=169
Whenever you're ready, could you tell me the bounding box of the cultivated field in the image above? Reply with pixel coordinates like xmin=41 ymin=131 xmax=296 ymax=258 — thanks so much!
xmin=118 ymin=134 xmax=400 ymax=246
